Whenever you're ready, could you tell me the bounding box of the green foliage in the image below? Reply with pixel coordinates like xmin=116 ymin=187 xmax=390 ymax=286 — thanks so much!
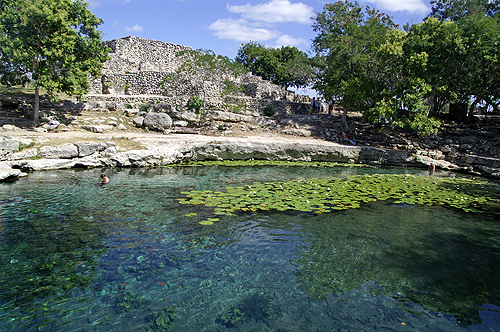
xmin=178 ymin=174 xmax=500 ymax=216
xmin=0 ymin=0 xmax=109 ymax=123
xmin=217 ymin=293 xmax=280 ymax=328
xmin=402 ymin=15 xmax=500 ymax=118
xmin=218 ymin=308 xmax=245 ymax=328
xmin=139 ymin=103 xmax=151 ymax=113
xmin=262 ymin=104 xmax=277 ymax=116
xmin=147 ymin=307 xmax=177 ymax=332
xmin=222 ymin=79 xmax=245 ymax=96
xmin=312 ymin=1 xmax=398 ymax=124
xmin=428 ymin=0 xmax=500 ymax=21
xmin=186 ymin=95 xmax=204 ymax=113
xmin=18 ymin=141 xmax=35 ymax=151
xmin=222 ymin=100 xmax=247 ymax=113
xmin=402 ymin=111 xmax=441 ymax=137
xmin=114 ymin=290 xmax=142 ymax=313
xmin=312 ymin=0 xmax=500 ymax=131
xmin=236 ymin=42 xmax=314 ymax=90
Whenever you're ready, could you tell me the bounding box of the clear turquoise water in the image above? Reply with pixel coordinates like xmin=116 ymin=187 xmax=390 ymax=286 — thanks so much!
xmin=0 ymin=166 xmax=499 ymax=331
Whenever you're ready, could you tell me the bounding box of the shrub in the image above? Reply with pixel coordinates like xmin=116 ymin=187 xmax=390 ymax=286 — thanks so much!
xmin=262 ymin=104 xmax=276 ymax=116
xmin=138 ymin=103 xmax=151 ymax=113
xmin=186 ymin=95 xmax=203 ymax=113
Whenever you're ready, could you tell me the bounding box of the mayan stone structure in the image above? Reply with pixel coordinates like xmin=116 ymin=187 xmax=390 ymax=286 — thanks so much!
xmin=88 ymin=36 xmax=310 ymax=114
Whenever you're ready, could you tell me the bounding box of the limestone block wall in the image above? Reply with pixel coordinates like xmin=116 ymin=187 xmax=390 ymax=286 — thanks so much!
xmin=89 ymin=36 xmax=310 ymax=111
xmin=103 ymin=36 xmax=191 ymax=74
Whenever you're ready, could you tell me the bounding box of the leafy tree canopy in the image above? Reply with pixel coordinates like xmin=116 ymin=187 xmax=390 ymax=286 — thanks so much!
xmin=428 ymin=0 xmax=500 ymax=21
xmin=311 ymin=0 xmax=398 ymax=125
xmin=0 ymin=0 xmax=109 ymax=123
xmin=236 ymin=42 xmax=314 ymax=90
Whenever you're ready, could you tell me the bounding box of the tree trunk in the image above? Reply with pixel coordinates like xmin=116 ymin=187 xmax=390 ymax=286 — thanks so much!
xmin=427 ymin=93 xmax=437 ymax=117
xmin=34 ymin=84 xmax=40 ymax=125
xmin=341 ymin=107 xmax=348 ymax=128
xmin=467 ymin=97 xmax=479 ymax=122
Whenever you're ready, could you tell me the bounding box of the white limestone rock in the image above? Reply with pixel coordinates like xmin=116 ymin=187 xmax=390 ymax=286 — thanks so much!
xmin=0 ymin=167 xmax=21 ymax=181
xmin=75 ymin=141 xmax=107 ymax=157
xmin=143 ymin=112 xmax=172 ymax=131
xmin=133 ymin=116 xmax=144 ymax=127
xmin=8 ymin=148 xmax=38 ymax=161
xmin=39 ymin=144 xmax=79 ymax=159
xmin=82 ymin=125 xmax=114 ymax=133
xmin=0 ymin=136 xmax=20 ymax=158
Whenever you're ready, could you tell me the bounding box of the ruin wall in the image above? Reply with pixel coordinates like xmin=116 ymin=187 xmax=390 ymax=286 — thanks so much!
xmin=89 ymin=36 xmax=310 ymax=112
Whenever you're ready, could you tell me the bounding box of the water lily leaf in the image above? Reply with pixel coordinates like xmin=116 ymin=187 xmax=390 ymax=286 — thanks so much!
xmin=199 ymin=220 xmax=214 ymax=225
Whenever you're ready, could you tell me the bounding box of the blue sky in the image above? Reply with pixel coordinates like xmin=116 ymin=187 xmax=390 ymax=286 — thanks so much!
xmin=88 ymin=0 xmax=432 ymax=59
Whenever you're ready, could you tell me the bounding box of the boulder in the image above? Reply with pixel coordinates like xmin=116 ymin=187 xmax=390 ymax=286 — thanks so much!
xmin=8 ymin=148 xmax=38 ymax=160
xmin=133 ymin=116 xmax=144 ymax=127
xmin=82 ymin=125 xmax=114 ymax=133
xmin=204 ymin=110 xmax=254 ymax=123
xmin=0 ymin=95 xmax=20 ymax=109
xmin=168 ymin=110 xmax=199 ymax=122
xmin=125 ymin=109 xmax=139 ymax=117
xmin=73 ymin=156 xmax=105 ymax=168
xmin=173 ymin=120 xmax=189 ymax=127
xmin=153 ymin=104 xmax=172 ymax=112
xmin=75 ymin=141 xmax=107 ymax=157
xmin=0 ymin=136 xmax=20 ymax=158
xmin=39 ymin=144 xmax=79 ymax=159
xmin=2 ymin=124 xmax=19 ymax=131
xmin=0 ymin=167 xmax=21 ymax=181
xmin=12 ymin=159 xmax=75 ymax=171
xmin=143 ymin=112 xmax=172 ymax=131
xmin=281 ymin=129 xmax=312 ymax=137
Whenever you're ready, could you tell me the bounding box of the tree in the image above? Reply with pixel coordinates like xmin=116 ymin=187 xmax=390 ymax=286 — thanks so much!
xmin=236 ymin=42 xmax=314 ymax=90
xmin=458 ymin=13 xmax=500 ymax=117
xmin=403 ymin=18 xmax=468 ymax=118
xmin=311 ymin=1 xmax=398 ymax=126
xmin=428 ymin=0 xmax=500 ymax=21
xmin=160 ymin=49 xmax=247 ymax=110
xmin=0 ymin=0 xmax=109 ymax=124
xmin=404 ymin=15 xmax=500 ymax=119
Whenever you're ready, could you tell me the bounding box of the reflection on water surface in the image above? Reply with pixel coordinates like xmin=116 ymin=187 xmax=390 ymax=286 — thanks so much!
xmin=0 ymin=166 xmax=499 ymax=331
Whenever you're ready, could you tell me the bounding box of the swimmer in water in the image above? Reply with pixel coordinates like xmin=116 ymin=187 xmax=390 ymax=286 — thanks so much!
xmin=100 ymin=173 xmax=109 ymax=184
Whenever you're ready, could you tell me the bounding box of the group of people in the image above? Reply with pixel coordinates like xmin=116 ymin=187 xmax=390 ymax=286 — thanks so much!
xmin=310 ymin=97 xmax=333 ymax=115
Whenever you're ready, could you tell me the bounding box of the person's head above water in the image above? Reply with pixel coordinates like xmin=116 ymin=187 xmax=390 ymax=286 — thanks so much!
xmin=100 ymin=173 xmax=109 ymax=184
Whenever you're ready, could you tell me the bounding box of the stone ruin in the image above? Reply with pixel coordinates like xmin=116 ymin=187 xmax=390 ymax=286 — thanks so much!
xmin=87 ymin=36 xmax=310 ymax=114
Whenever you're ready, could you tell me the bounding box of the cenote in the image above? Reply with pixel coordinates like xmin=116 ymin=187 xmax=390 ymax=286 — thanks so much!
xmin=1 ymin=163 xmax=500 ymax=332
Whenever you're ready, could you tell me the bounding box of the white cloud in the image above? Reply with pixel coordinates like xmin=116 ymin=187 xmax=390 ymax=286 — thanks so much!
xmin=87 ymin=0 xmax=132 ymax=8
xmin=362 ymin=0 xmax=429 ymax=14
xmin=228 ymin=0 xmax=314 ymax=24
xmin=87 ymin=0 xmax=101 ymax=8
xmin=273 ymin=34 xmax=308 ymax=47
xmin=125 ymin=24 xmax=144 ymax=32
xmin=209 ymin=18 xmax=281 ymax=41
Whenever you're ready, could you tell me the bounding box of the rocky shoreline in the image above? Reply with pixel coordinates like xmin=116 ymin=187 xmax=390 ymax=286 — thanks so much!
xmin=1 ymin=96 xmax=499 ymax=182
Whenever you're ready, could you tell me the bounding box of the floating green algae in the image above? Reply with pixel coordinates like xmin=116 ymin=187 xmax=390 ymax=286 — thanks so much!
xmin=178 ymin=174 xmax=500 ymax=216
